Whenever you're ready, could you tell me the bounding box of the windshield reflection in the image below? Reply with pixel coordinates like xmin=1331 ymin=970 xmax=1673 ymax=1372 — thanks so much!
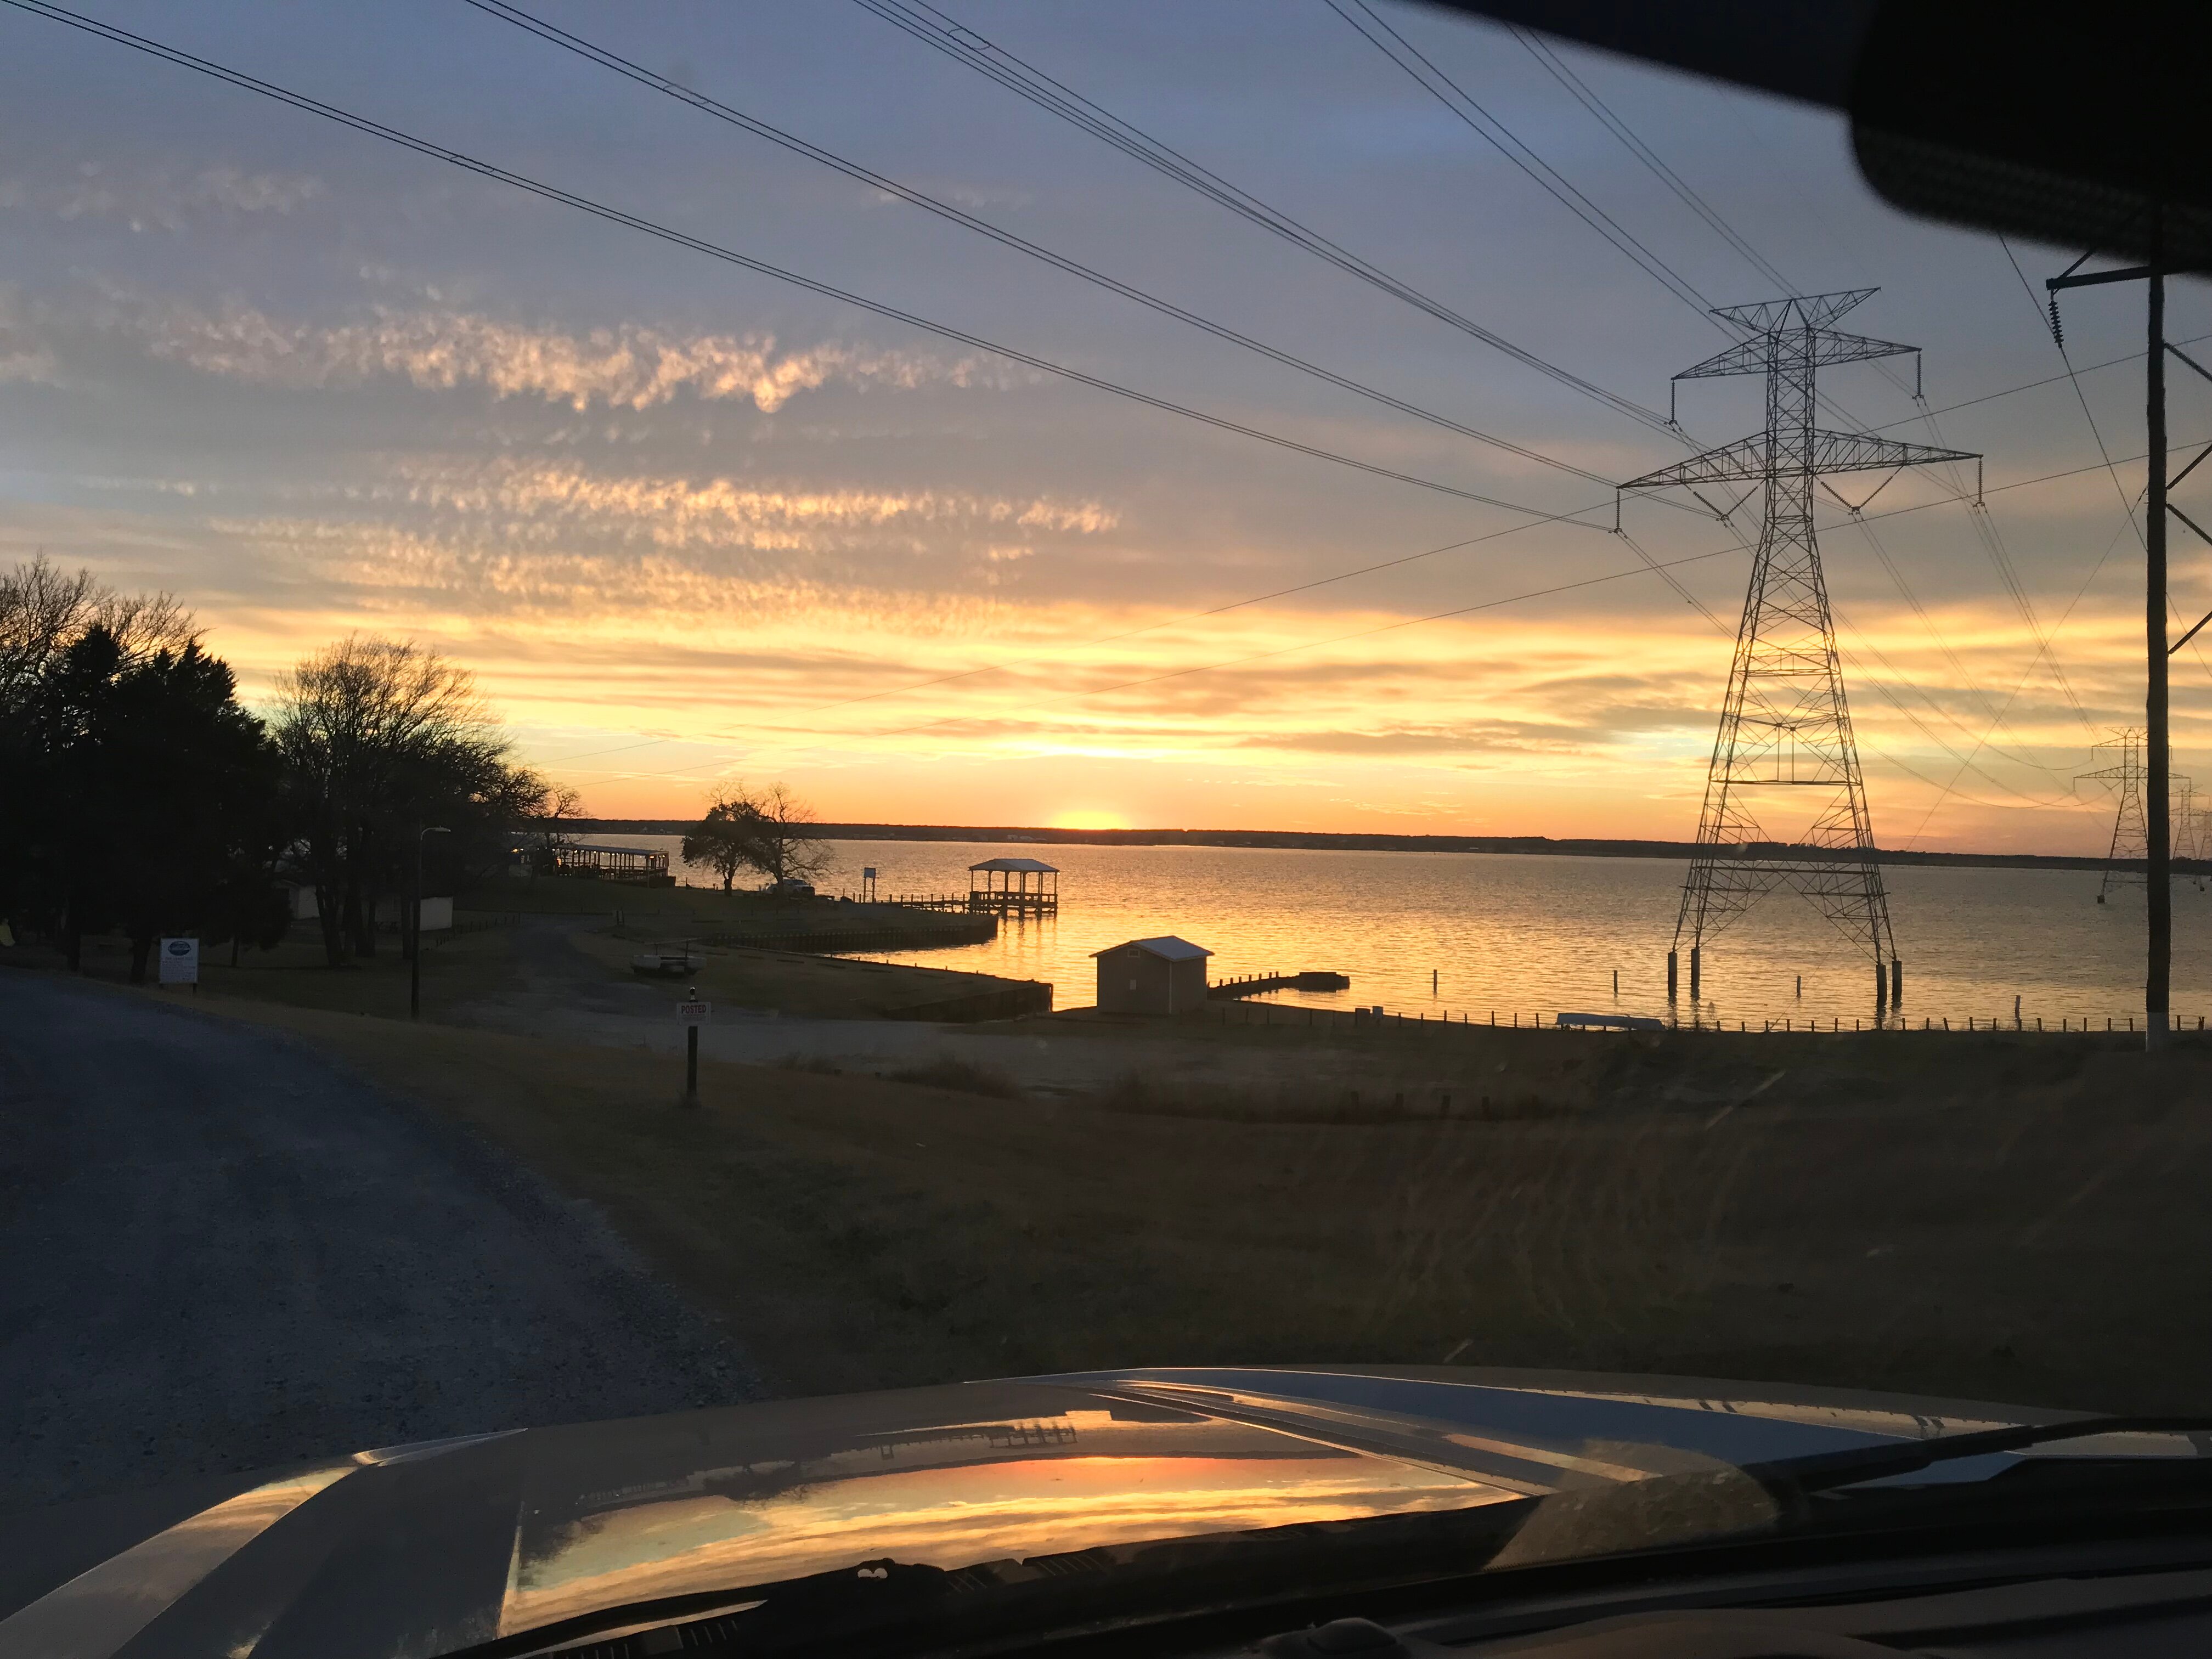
xmin=500 ymin=1407 xmax=1513 ymax=1635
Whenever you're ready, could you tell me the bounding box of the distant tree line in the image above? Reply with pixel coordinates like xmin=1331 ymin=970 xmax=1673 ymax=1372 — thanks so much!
xmin=0 ymin=557 xmax=566 ymax=979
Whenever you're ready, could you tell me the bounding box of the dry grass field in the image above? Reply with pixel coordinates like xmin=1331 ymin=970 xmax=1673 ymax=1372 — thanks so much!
xmin=565 ymin=927 xmax=1028 ymax=1019
xmin=134 ymin=989 xmax=2212 ymax=1416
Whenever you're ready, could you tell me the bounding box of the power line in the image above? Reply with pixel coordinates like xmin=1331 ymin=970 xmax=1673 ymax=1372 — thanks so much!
xmin=457 ymin=0 xmax=1632 ymax=490
xmin=1325 ymin=0 xmax=1722 ymax=325
xmin=546 ymin=435 xmax=2212 ymax=779
xmin=1900 ymin=497 xmax=2146 ymax=847
xmin=559 ymin=543 xmax=1747 ymax=781
xmin=32 ymin=0 xmax=2147 ymax=803
xmin=1910 ymin=392 xmax=2094 ymax=731
xmin=0 ymin=0 xmax=1599 ymax=525
xmin=1488 ymin=25 xmax=1922 ymax=423
xmin=524 ymin=351 xmax=2212 ymax=742
xmin=849 ymin=0 xmax=1675 ymax=433
xmin=1842 ymin=510 xmax=2070 ymax=774
xmin=779 ymin=506 xmax=1600 ymax=720
xmin=1508 ymin=26 xmax=1794 ymax=297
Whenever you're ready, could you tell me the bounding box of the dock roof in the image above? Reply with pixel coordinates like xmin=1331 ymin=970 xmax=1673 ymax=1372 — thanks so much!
xmin=969 ymin=856 xmax=1059 ymax=873
xmin=1092 ymin=935 xmax=1211 ymax=962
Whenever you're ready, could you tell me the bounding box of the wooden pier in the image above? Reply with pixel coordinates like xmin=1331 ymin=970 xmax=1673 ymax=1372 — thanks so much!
xmin=1207 ymin=969 xmax=1351 ymax=1000
xmin=550 ymin=844 xmax=674 ymax=885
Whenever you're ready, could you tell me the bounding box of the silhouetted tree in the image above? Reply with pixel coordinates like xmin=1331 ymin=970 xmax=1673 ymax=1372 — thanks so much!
xmin=679 ymin=781 xmax=831 ymax=891
xmin=747 ymin=781 xmax=832 ymax=888
xmin=681 ymin=789 xmax=763 ymax=893
xmin=0 ymin=558 xmax=204 ymax=953
xmin=100 ymin=642 xmax=284 ymax=983
xmin=271 ymin=636 xmax=547 ymax=964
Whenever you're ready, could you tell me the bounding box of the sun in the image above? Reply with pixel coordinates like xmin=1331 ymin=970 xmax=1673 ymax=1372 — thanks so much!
xmin=1051 ymin=809 xmax=1128 ymax=831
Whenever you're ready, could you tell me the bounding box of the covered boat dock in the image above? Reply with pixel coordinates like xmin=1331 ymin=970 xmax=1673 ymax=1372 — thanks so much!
xmin=968 ymin=856 xmax=1059 ymax=916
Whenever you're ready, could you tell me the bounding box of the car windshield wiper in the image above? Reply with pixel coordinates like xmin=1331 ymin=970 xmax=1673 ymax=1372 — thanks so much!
xmin=1746 ymin=1414 xmax=2212 ymax=1499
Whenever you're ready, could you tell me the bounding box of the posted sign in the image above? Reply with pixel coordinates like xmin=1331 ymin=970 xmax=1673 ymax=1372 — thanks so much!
xmin=676 ymin=1000 xmax=711 ymax=1025
xmin=159 ymin=937 xmax=199 ymax=985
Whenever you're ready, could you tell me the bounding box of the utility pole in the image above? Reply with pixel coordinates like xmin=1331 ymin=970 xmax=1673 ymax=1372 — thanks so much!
xmin=1622 ymin=289 xmax=1977 ymax=1024
xmin=2048 ymin=229 xmax=2212 ymax=1049
xmin=2148 ymin=254 xmax=2170 ymax=1046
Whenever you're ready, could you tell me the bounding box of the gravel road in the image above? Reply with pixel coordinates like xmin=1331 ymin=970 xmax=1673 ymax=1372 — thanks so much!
xmin=0 ymin=970 xmax=757 ymax=1514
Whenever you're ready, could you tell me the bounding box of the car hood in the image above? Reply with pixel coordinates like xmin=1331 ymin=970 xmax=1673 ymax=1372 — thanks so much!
xmin=0 ymin=1364 xmax=2068 ymax=1659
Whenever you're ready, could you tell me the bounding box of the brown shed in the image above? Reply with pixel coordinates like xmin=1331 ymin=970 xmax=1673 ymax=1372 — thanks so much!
xmin=1092 ymin=935 xmax=1211 ymax=1015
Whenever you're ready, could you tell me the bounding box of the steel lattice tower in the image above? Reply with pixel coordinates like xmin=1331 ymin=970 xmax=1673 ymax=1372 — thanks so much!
xmin=2080 ymin=729 xmax=2150 ymax=901
xmin=2079 ymin=730 xmax=2194 ymax=900
xmin=1621 ymin=290 xmax=1977 ymax=1014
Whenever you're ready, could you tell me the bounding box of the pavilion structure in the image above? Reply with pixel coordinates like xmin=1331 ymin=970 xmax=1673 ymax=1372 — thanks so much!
xmin=968 ymin=856 xmax=1059 ymax=916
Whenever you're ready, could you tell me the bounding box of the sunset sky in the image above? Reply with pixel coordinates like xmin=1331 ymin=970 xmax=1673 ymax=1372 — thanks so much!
xmin=3 ymin=0 xmax=2209 ymax=851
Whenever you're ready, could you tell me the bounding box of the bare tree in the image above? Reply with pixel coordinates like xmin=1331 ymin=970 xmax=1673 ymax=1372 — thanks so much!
xmin=0 ymin=555 xmax=197 ymax=713
xmin=519 ymin=783 xmax=586 ymax=873
xmin=270 ymin=636 xmax=528 ymax=964
xmin=747 ymin=781 xmax=833 ymax=888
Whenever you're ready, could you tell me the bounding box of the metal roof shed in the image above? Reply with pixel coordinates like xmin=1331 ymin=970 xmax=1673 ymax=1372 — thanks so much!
xmin=1091 ymin=935 xmax=1211 ymax=1017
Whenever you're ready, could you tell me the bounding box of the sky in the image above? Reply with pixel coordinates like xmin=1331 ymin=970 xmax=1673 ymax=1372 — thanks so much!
xmin=2 ymin=0 xmax=2209 ymax=851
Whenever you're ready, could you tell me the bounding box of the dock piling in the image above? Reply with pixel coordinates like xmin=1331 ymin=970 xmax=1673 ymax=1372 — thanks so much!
xmin=1666 ymin=951 xmax=1678 ymax=998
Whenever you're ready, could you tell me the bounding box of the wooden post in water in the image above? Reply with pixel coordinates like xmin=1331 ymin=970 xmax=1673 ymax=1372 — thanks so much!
xmin=1891 ymin=958 xmax=1903 ymax=1003
xmin=1666 ymin=951 xmax=1678 ymax=999
xmin=1689 ymin=947 xmax=1700 ymax=1001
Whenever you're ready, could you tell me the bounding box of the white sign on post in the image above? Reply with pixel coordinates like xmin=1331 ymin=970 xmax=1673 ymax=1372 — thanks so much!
xmin=158 ymin=937 xmax=199 ymax=986
xmin=676 ymin=1000 xmax=711 ymax=1025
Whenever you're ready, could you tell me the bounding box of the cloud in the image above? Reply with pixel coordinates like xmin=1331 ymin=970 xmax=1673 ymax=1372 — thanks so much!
xmin=366 ymin=459 xmax=1118 ymax=547
xmin=123 ymin=297 xmax=1019 ymax=412
xmin=0 ymin=162 xmax=323 ymax=231
xmin=198 ymin=515 xmax=1026 ymax=637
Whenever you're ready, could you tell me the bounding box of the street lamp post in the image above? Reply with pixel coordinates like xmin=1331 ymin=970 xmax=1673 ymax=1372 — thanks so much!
xmin=411 ymin=825 xmax=450 ymax=1021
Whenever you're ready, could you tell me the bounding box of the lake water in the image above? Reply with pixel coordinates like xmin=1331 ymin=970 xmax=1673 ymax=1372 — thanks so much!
xmin=577 ymin=834 xmax=2212 ymax=1030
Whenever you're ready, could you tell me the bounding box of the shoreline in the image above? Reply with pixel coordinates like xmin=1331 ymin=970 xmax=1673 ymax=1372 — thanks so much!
xmin=560 ymin=820 xmax=2188 ymax=877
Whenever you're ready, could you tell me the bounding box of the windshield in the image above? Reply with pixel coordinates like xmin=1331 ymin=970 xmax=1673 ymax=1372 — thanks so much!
xmin=1 ymin=1 xmax=2207 ymax=1652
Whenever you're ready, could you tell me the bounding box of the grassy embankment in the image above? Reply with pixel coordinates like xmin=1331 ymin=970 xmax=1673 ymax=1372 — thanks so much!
xmin=55 ymin=963 xmax=2212 ymax=1417
xmin=7 ymin=874 xmax=1027 ymax=1022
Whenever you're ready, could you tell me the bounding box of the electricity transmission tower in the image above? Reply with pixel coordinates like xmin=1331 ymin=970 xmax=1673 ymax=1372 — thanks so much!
xmin=1620 ymin=290 xmax=1977 ymax=1016
xmin=2081 ymin=731 xmax=2198 ymax=898
xmin=2081 ymin=729 xmax=2150 ymax=901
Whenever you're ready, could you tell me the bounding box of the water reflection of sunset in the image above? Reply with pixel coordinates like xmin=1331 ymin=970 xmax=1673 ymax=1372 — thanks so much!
xmin=501 ymin=1416 xmax=1515 ymax=1637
